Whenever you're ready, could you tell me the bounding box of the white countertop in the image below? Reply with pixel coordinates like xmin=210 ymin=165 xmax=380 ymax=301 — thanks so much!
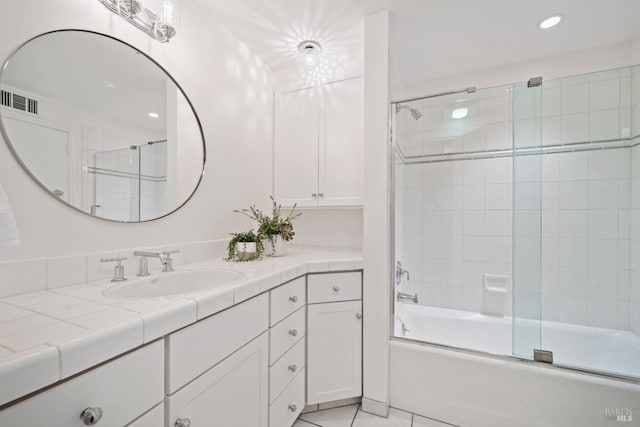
xmin=0 ymin=246 xmax=362 ymax=407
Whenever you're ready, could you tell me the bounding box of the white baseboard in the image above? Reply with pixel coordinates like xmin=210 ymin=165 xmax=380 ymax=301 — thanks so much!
xmin=361 ymin=397 xmax=390 ymax=417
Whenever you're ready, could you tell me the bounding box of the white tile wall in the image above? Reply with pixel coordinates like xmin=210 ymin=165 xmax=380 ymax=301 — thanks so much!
xmin=400 ymin=157 xmax=514 ymax=315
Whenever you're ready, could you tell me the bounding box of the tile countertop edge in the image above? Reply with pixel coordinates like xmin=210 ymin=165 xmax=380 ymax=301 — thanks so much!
xmin=0 ymin=247 xmax=362 ymax=408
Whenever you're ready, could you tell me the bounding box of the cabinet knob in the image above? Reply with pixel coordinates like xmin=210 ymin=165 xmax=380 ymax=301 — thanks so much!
xmin=289 ymin=404 xmax=298 ymax=413
xmin=288 ymin=364 xmax=298 ymax=372
xmin=318 ymin=193 xmax=324 ymax=197
xmin=80 ymin=407 xmax=103 ymax=425
xmin=175 ymin=418 xmax=191 ymax=427
xmin=333 ymin=285 xmax=340 ymax=292
xmin=289 ymin=295 xmax=298 ymax=303
xmin=356 ymin=313 xmax=362 ymax=319
xmin=311 ymin=193 xmax=318 ymax=198
xmin=289 ymin=329 xmax=298 ymax=337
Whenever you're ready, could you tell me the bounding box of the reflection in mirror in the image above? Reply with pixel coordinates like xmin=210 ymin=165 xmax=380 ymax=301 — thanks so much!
xmin=0 ymin=30 xmax=205 ymax=222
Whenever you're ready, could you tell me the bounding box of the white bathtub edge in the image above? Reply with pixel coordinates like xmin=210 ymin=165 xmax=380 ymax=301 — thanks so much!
xmin=390 ymin=340 xmax=640 ymax=427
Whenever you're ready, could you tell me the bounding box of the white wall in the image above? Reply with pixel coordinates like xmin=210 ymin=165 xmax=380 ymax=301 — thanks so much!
xmin=0 ymin=0 xmax=274 ymax=262
xmin=362 ymin=11 xmax=391 ymax=416
xmin=392 ymin=40 xmax=638 ymax=102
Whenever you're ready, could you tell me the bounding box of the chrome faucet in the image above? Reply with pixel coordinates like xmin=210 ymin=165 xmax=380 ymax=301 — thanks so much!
xmin=397 ymin=291 xmax=419 ymax=304
xmin=396 ymin=261 xmax=410 ymax=285
xmin=133 ymin=250 xmax=180 ymax=276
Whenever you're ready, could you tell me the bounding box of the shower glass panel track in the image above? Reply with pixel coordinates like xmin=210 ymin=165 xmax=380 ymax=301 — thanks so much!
xmin=391 ymin=64 xmax=640 ymax=381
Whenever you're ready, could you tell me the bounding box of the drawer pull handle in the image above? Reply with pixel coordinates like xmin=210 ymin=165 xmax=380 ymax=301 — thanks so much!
xmin=333 ymin=285 xmax=340 ymax=292
xmin=175 ymin=418 xmax=191 ymax=427
xmin=289 ymin=329 xmax=298 ymax=337
xmin=289 ymin=404 xmax=298 ymax=413
xmin=288 ymin=364 xmax=298 ymax=372
xmin=289 ymin=296 xmax=298 ymax=303
xmin=81 ymin=407 xmax=103 ymax=425
xmin=356 ymin=313 xmax=362 ymax=319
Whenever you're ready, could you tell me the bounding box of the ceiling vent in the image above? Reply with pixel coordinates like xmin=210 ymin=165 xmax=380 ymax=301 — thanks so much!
xmin=0 ymin=89 xmax=39 ymax=115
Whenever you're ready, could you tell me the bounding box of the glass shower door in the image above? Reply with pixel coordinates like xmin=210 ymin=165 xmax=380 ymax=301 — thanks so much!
xmin=512 ymin=81 xmax=543 ymax=360
xmin=94 ymin=146 xmax=140 ymax=221
xmin=514 ymin=66 xmax=640 ymax=380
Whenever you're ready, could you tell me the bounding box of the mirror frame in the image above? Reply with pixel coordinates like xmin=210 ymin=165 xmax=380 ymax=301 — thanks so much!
xmin=0 ymin=29 xmax=207 ymax=223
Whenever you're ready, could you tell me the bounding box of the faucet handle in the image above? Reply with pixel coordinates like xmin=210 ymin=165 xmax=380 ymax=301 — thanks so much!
xmin=100 ymin=257 xmax=128 ymax=282
xmin=161 ymin=249 xmax=180 ymax=272
xmin=100 ymin=256 xmax=128 ymax=264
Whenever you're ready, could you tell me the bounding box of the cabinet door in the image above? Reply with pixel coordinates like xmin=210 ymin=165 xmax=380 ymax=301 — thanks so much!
xmin=274 ymin=86 xmax=319 ymax=207
xmin=167 ymin=333 xmax=269 ymax=427
xmin=307 ymin=300 xmax=362 ymax=404
xmin=320 ymin=77 xmax=363 ymax=206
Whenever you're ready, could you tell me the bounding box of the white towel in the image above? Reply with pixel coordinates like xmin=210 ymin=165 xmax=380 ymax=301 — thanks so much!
xmin=0 ymin=184 xmax=20 ymax=248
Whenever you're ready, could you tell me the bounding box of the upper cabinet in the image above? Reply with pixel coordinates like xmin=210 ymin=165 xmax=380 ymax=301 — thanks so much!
xmin=274 ymin=77 xmax=363 ymax=207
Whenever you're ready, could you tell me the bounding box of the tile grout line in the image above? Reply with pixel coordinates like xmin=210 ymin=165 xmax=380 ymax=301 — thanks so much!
xmin=349 ymin=403 xmax=361 ymax=427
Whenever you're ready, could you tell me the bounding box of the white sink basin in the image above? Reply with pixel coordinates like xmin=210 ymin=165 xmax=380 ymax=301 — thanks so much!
xmin=103 ymin=269 xmax=242 ymax=299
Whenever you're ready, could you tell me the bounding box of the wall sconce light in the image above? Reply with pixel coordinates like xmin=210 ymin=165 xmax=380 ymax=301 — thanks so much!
xmin=98 ymin=0 xmax=181 ymax=43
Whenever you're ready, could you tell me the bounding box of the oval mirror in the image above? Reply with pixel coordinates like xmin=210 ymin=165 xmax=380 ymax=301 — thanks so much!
xmin=0 ymin=30 xmax=205 ymax=222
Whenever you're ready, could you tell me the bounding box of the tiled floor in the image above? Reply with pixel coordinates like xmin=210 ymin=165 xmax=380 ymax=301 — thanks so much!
xmin=294 ymin=405 xmax=458 ymax=427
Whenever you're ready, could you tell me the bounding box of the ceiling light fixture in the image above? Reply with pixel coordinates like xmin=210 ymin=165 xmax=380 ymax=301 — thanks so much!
xmin=297 ymin=40 xmax=322 ymax=68
xmin=538 ymin=14 xmax=563 ymax=30
xmin=148 ymin=112 xmax=159 ymax=118
xmin=97 ymin=0 xmax=181 ymax=43
xmin=452 ymin=107 xmax=468 ymax=119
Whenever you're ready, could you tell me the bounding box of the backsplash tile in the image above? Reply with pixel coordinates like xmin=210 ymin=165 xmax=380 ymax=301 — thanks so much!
xmin=47 ymin=255 xmax=87 ymax=290
xmin=0 ymin=259 xmax=47 ymax=298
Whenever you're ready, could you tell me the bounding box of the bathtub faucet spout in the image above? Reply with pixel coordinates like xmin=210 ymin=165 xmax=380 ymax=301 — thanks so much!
xmin=397 ymin=291 xmax=419 ymax=304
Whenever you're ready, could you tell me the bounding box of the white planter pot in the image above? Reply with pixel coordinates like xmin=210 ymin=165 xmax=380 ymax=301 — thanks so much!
xmin=265 ymin=234 xmax=287 ymax=257
xmin=235 ymin=241 xmax=257 ymax=261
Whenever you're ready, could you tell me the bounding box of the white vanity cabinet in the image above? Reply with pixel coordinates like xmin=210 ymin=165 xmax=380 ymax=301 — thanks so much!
xmin=167 ymin=333 xmax=269 ymax=427
xmin=0 ymin=266 xmax=364 ymax=427
xmin=0 ymin=340 xmax=164 ymax=427
xmin=166 ymin=293 xmax=269 ymax=427
xmin=306 ymin=272 xmax=362 ymax=404
xmin=274 ymin=76 xmax=363 ymax=207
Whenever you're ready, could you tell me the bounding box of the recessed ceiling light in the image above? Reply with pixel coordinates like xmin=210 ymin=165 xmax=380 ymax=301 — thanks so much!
xmin=452 ymin=107 xmax=468 ymax=119
xmin=148 ymin=112 xmax=159 ymax=118
xmin=539 ymin=14 xmax=563 ymax=30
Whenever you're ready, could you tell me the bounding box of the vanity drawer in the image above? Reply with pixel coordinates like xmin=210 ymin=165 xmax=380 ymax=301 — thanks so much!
xmin=0 ymin=341 xmax=164 ymax=427
xmin=167 ymin=293 xmax=269 ymax=393
xmin=269 ymin=338 xmax=306 ymax=404
xmin=270 ymin=306 xmax=306 ymax=364
xmin=308 ymin=272 xmax=361 ymax=304
xmin=269 ymin=367 xmax=305 ymax=427
xmin=270 ymin=276 xmax=306 ymax=326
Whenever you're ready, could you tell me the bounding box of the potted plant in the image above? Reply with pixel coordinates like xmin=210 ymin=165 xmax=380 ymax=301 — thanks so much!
xmin=226 ymin=230 xmax=264 ymax=262
xmin=235 ymin=196 xmax=301 ymax=257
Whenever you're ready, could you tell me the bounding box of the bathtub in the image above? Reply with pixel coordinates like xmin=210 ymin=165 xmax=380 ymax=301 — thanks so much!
xmin=391 ymin=303 xmax=640 ymax=427
xmin=394 ymin=303 xmax=640 ymax=378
